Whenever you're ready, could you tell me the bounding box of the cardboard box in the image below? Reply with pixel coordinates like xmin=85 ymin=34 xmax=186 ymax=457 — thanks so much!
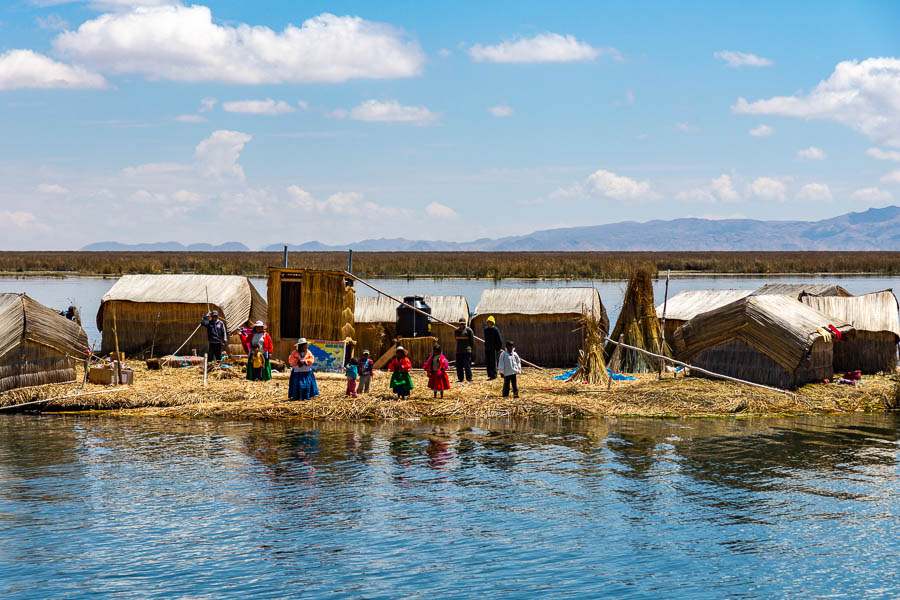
xmin=89 ymin=363 xmax=134 ymax=385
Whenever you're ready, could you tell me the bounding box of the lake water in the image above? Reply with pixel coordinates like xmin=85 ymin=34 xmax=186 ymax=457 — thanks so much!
xmin=2 ymin=413 xmax=899 ymax=599
xmin=2 ymin=274 xmax=899 ymax=345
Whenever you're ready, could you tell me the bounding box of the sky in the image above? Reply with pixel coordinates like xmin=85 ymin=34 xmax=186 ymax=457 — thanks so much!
xmin=1 ymin=0 xmax=900 ymax=250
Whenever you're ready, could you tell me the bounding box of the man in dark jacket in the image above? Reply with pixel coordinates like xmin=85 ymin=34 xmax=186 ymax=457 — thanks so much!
xmin=201 ymin=310 xmax=228 ymax=361
xmin=454 ymin=320 xmax=475 ymax=383
xmin=482 ymin=316 xmax=503 ymax=380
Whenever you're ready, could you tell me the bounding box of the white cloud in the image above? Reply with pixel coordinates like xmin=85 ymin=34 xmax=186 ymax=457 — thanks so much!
xmin=469 ymin=33 xmax=619 ymax=63
xmin=796 ymin=183 xmax=832 ymax=202
xmin=296 ymin=100 xmax=310 ymax=111
xmin=676 ymin=174 xmax=741 ymax=204
xmin=488 ymin=104 xmax=514 ymax=117
xmin=121 ymin=162 xmax=192 ymax=176
xmin=335 ymin=99 xmax=439 ymax=125
xmin=625 ymin=89 xmax=635 ymax=105
xmin=199 ymin=96 xmax=217 ymax=112
xmin=36 ymin=14 xmax=69 ymax=31
xmin=881 ymin=170 xmax=900 ymax=185
xmin=174 ymin=114 xmax=207 ymax=123
xmin=851 ymin=186 xmax=893 ymax=206
xmin=438 ymin=48 xmax=452 ymax=57
xmin=587 ymin=169 xmax=660 ymax=201
xmin=37 ymin=183 xmax=69 ymax=194
xmin=285 ymin=186 xmax=397 ymax=217
xmin=425 ymin=202 xmax=457 ymax=218
xmin=222 ymin=98 xmax=296 ymax=116
xmin=675 ymin=122 xmax=699 ymax=133
xmin=748 ymin=177 xmax=786 ymax=202
xmin=194 ymin=130 xmax=252 ymax=181
xmin=714 ymin=50 xmax=773 ymax=67
xmin=0 ymin=210 xmax=48 ymax=231
xmin=749 ymin=124 xmax=773 ymax=137
xmin=52 ymin=7 xmax=425 ymax=84
xmin=732 ymin=58 xmax=900 ymax=147
xmin=796 ymin=146 xmax=826 ymax=160
xmin=0 ymin=49 xmax=108 ymax=90
xmin=866 ymin=147 xmax=900 ymax=162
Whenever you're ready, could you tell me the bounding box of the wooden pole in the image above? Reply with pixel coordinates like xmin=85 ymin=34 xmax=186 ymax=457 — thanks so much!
xmin=112 ymin=306 xmax=122 ymax=386
xmin=149 ymin=310 xmax=160 ymax=359
xmin=657 ymin=269 xmax=670 ymax=380
xmin=344 ymin=271 xmax=544 ymax=370
xmin=203 ymin=353 xmax=208 ymax=386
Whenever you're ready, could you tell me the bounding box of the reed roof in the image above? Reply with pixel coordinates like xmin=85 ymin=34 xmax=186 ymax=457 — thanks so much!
xmin=97 ymin=274 xmax=266 ymax=332
xmin=800 ymin=290 xmax=900 ymax=339
xmin=674 ymin=294 xmax=852 ymax=371
xmin=753 ymin=283 xmax=852 ymax=298
xmin=0 ymin=293 xmax=89 ymax=361
xmin=354 ymin=295 xmax=469 ymax=324
xmin=473 ymin=287 xmax=605 ymax=318
xmin=655 ymin=289 xmax=753 ymax=322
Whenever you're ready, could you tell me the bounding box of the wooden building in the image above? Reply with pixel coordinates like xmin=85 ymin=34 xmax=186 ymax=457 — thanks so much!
xmin=266 ymin=268 xmax=355 ymax=362
xmin=674 ymin=294 xmax=853 ymax=389
xmin=0 ymin=293 xmax=89 ymax=393
xmin=471 ymin=288 xmax=608 ymax=367
xmin=801 ymin=290 xmax=900 ymax=373
xmin=97 ymin=274 xmax=266 ymax=357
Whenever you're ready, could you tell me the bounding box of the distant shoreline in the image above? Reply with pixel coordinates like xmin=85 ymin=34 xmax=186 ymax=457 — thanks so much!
xmin=1 ymin=250 xmax=900 ymax=280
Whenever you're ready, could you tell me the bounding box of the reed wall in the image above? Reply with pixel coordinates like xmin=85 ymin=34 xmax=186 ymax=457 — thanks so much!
xmin=691 ymin=338 xmax=833 ymax=388
xmin=832 ymin=331 xmax=899 ymax=374
xmin=471 ymin=314 xmax=584 ymax=367
xmin=0 ymin=342 xmax=77 ymax=393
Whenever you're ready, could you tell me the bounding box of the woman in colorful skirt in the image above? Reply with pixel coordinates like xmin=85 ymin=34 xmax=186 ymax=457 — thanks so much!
xmin=387 ymin=346 xmax=414 ymax=398
xmin=288 ymin=338 xmax=318 ymax=401
xmin=423 ymin=344 xmax=451 ymax=398
xmin=245 ymin=320 xmax=272 ymax=381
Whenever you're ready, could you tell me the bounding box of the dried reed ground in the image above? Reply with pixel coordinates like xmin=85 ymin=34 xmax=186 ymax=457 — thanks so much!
xmin=1 ymin=361 xmax=897 ymax=420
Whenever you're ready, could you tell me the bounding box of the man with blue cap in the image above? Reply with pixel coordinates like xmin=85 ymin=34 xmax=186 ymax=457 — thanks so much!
xmin=201 ymin=310 xmax=228 ymax=361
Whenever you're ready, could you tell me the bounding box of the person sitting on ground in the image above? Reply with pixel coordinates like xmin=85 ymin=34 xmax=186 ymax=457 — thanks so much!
xmin=249 ymin=343 xmax=266 ymax=381
xmin=288 ymin=338 xmax=318 ymax=401
xmin=497 ymin=340 xmax=522 ymax=399
xmin=483 ymin=316 xmax=503 ymax=380
xmin=424 ymin=344 xmax=451 ymax=399
xmin=245 ymin=320 xmax=272 ymax=381
xmin=345 ymin=357 xmax=359 ymax=399
xmin=358 ymin=350 xmax=374 ymax=394
xmin=201 ymin=310 xmax=228 ymax=362
xmin=388 ymin=346 xmax=414 ymax=399
xmin=454 ymin=320 xmax=475 ymax=383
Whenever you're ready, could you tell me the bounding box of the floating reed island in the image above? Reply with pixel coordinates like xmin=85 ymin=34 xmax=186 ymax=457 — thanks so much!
xmin=1 ymin=361 xmax=897 ymax=420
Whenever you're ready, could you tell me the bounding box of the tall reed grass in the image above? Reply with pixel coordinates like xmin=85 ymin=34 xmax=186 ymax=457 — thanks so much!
xmin=2 ymin=251 xmax=900 ymax=279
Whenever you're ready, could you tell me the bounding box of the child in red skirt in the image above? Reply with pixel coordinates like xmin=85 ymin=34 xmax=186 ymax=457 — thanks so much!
xmin=424 ymin=344 xmax=451 ymax=398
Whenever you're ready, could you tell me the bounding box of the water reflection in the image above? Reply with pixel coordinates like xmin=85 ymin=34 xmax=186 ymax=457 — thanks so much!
xmin=1 ymin=414 xmax=899 ymax=599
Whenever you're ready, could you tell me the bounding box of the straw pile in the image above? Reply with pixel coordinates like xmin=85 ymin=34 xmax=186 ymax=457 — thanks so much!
xmin=1 ymin=360 xmax=896 ymax=419
xmin=606 ymin=270 xmax=669 ymax=373
xmin=578 ymin=309 xmax=609 ymax=384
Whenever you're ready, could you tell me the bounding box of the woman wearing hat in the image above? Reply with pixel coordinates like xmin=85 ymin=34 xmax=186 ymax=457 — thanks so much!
xmin=288 ymin=338 xmax=318 ymax=400
xmin=245 ymin=321 xmax=273 ymax=381
xmin=387 ymin=346 xmax=413 ymax=398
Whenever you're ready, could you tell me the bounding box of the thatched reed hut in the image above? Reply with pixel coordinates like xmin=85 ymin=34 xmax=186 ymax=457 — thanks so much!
xmin=267 ymin=268 xmax=355 ymax=362
xmin=800 ymin=290 xmax=900 ymax=373
xmin=606 ymin=270 xmax=669 ymax=373
xmin=354 ymin=295 xmax=469 ymax=359
xmin=753 ymin=283 xmax=852 ymax=299
xmin=471 ymin=288 xmax=608 ymax=367
xmin=674 ymin=295 xmax=853 ymax=389
xmin=0 ymin=293 xmax=89 ymax=393
xmin=98 ymin=274 xmax=266 ymax=357
xmin=655 ymin=289 xmax=752 ymax=341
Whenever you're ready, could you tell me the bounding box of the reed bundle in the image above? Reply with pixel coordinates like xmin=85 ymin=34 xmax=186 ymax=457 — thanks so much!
xmin=1 ymin=360 xmax=896 ymax=419
xmin=578 ymin=310 xmax=609 ymax=385
xmin=606 ymin=270 xmax=669 ymax=373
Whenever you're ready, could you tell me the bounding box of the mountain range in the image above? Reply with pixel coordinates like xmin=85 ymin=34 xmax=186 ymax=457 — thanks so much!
xmin=82 ymin=206 xmax=900 ymax=252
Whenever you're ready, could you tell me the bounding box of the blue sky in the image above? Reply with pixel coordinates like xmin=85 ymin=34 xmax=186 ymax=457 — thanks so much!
xmin=1 ymin=0 xmax=899 ymax=249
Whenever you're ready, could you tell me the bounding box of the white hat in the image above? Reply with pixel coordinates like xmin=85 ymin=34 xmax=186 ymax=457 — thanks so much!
xmin=396 ymin=345 xmax=406 ymax=354
xmin=296 ymin=338 xmax=308 ymax=346
xmin=254 ymin=321 xmax=264 ymax=327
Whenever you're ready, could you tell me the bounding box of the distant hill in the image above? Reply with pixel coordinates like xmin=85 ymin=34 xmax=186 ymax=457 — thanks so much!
xmin=81 ymin=241 xmax=250 ymax=252
xmin=265 ymin=206 xmax=900 ymax=252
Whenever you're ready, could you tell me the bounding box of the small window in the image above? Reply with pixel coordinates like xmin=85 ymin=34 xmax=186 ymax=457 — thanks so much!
xmin=280 ymin=281 xmax=302 ymax=339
